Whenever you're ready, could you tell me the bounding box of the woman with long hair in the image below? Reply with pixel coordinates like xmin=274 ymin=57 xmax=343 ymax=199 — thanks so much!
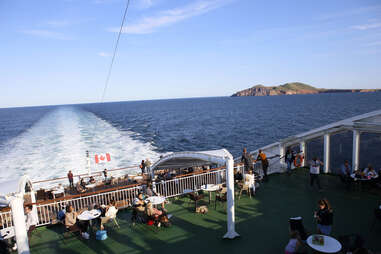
xmin=314 ymin=199 xmax=333 ymax=235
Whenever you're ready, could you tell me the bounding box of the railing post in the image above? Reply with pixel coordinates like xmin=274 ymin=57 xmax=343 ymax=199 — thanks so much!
xmin=323 ymin=134 xmax=330 ymax=173
xmin=352 ymin=130 xmax=360 ymax=172
xmin=10 ymin=194 xmax=30 ymax=254
xmin=223 ymin=157 xmax=239 ymax=239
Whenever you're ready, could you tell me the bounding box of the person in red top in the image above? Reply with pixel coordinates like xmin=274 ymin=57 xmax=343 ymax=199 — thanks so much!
xmin=67 ymin=170 xmax=74 ymax=189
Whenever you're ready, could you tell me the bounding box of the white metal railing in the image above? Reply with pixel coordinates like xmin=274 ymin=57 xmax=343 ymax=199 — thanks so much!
xmin=0 ymin=210 xmax=13 ymax=229
xmin=155 ymin=168 xmax=226 ymax=198
xmin=34 ymin=185 xmax=142 ymax=226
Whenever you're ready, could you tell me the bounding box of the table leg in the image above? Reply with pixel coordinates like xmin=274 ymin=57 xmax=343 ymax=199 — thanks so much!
xmin=209 ymin=192 xmax=211 ymax=204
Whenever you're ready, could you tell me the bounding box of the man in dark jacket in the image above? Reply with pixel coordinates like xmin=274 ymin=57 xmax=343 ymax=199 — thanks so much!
xmin=241 ymin=148 xmax=253 ymax=175
xmin=284 ymin=148 xmax=296 ymax=174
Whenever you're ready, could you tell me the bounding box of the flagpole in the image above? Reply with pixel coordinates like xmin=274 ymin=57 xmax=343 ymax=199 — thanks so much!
xmin=86 ymin=150 xmax=91 ymax=176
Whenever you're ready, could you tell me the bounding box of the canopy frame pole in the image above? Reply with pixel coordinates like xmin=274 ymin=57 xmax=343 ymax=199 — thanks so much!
xmin=223 ymin=155 xmax=240 ymax=239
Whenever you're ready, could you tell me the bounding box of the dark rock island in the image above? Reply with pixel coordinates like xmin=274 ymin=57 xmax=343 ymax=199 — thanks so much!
xmin=231 ymin=82 xmax=380 ymax=97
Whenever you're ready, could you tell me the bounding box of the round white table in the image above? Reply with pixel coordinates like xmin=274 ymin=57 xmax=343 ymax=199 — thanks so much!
xmin=146 ymin=196 xmax=166 ymax=205
xmin=201 ymin=184 xmax=220 ymax=204
xmin=350 ymin=173 xmax=377 ymax=191
xmin=85 ymin=183 xmax=96 ymax=189
xmin=52 ymin=189 xmax=65 ymax=199
xmin=307 ymin=235 xmax=342 ymax=253
xmin=0 ymin=227 xmax=14 ymax=240
xmin=78 ymin=209 xmax=102 ymax=221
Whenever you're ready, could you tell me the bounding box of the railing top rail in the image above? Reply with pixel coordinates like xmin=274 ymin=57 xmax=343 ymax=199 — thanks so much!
xmin=32 ymin=165 xmax=140 ymax=184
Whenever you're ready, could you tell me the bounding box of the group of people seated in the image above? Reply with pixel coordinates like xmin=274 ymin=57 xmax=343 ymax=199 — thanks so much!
xmin=131 ymin=183 xmax=171 ymax=227
xmin=61 ymin=199 xmax=119 ymax=239
xmin=340 ymin=160 xmax=380 ymax=189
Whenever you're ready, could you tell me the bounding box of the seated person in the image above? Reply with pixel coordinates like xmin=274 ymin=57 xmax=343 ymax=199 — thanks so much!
xmin=25 ymin=205 xmax=38 ymax=237
xmin=132 ymin=193 xmax=146 ymax=223
xmin=64 ymin=205 xmax=81 ymax=232
xmin=89 ymin=176 xmax=96 ymax=184
xmin=100 ymin=200 xmax=118 ymax=230
xmin=234 ymin=169 xmax=243 ymax=181
xmin=76 ymin=181 xmax=86 ymax=193
xmin=145 ymin=201 xmax=162 ymax=219
xmin=364 ymin=165 xmax=378 ymax=178
xmin=80 ymin=178 xmax=86 ymax=188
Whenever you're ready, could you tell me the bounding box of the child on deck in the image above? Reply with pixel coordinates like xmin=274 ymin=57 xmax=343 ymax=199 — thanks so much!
xmin=285 ymin=230 xmax=302 ymax=254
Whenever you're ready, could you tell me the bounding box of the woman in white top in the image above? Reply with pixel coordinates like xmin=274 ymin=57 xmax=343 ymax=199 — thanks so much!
xmin=100 ymin=200 xmax=118 ymax=230
xmin=244 ymin=170 xmax=255 ymax=195
xmin=309 ymin=157 xmax=323 ymax=191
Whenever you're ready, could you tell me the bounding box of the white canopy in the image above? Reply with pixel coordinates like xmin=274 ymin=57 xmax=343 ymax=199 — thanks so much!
xmin=0 ymin=175 xmax=33 ymax=200
xmin=150 ymin=149 xmax=233 ymax=171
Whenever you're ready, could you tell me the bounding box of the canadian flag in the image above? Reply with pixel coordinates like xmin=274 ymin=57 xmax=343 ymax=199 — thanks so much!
xmin=95 ymin=153 xmax=111 ymax=164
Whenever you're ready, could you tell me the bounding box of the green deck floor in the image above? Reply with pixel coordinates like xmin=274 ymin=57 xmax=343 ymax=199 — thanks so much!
xmin=29 ymin=169 xmax=381 ymax=253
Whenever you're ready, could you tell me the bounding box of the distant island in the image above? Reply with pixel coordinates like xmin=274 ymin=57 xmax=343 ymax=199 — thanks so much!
xmin=231 ymin=82 xmax=380 ymax=97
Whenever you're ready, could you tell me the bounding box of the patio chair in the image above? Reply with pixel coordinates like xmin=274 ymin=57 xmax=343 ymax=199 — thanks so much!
xmin=101 ymin=209 xmax=120 ymax=229
xmin=238 ymin=183 xmax=251 ymax=199
xmin=338 ymin=234 xmax=364 ymax=253
xmin=215 ymin=187 xmax=227 ymax=209
xmin=188 ymin=192 xmax=204 ymax=211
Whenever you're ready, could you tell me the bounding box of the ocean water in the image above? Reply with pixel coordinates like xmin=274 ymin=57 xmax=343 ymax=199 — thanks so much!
xmin=1 ymin=92 xmax=381 ymax=183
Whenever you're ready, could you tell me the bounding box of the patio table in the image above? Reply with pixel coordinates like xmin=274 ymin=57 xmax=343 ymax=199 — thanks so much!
xmin=307 ymin=235 xmax=342 ymax=253
xmin=0 ymin=227 xmax=14 ymax=240
xmin=201 ymin=184 xmax=220 ymax=204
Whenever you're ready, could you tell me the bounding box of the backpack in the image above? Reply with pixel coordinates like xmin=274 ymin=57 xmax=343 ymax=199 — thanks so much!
xmin=96 ymin=230 xmax=107 ymax=240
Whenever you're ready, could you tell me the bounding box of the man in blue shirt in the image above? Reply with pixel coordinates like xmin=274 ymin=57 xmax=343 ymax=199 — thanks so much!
xmin=340 ymin=160 xmax=352 ymax=188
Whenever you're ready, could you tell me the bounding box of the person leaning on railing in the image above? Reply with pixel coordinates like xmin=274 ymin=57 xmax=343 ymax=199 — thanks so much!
xmin=255 ymin=150 xmax=269 ymax=181
xmin=25 ymin=205 xmax=38 ymax=237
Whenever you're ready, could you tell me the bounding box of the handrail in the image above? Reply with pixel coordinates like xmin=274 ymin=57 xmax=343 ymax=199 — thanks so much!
xmin=25 ymin=182 xmax=142 ymax=206
xmin=32 ymin=165 xmax=139 ymax=184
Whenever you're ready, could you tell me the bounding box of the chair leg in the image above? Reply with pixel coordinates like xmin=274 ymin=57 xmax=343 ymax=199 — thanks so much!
xmin=113 ymin=218 xmax=120 ymax=229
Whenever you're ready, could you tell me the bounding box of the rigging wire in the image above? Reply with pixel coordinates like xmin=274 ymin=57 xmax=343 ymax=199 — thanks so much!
xmin=88 ymin=0 xmax=131 ymax=163
xmin=100 ymin=0 xmax=131 ymax=103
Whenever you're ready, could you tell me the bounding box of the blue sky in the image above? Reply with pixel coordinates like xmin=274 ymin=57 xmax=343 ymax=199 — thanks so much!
xmin=1 ymin=0 xmax=381 ymax=108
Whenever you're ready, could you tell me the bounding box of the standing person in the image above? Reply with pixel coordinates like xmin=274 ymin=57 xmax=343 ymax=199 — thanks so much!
xmin=244 ymin=170 xmax=255 ymax=195
xmin=340 ymin=160 xmax=352 ymax=188
xmin=140 ymin=160 xmax=146 ymax=175
xmin=314 ymin=199 xmax=333 ymax=235
xmin=144 ymin=158 xmax=151 ymax=174
xmin=285 ymin=148 xmax=295 ymax=174
xmin=241 ymin=148 xmax=253 ymax=175
xmin=103 ymin=168 xmax=108 ymax=180
xmin=256 ymin=150 xmax=269 ymax=181
xmin=67 ymin=170 xmax=74 ymax=189
xmin=309 ymin=157 xmax=323 ymax=191
xmin=25 ymin=205 xmax=38 ymax=237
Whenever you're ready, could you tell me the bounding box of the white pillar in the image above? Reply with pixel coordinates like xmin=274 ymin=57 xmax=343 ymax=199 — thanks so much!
xmin=352 ymin=130 xmax=360 ymax=172
xmin=10 ymin=194 xmax=30 ymax=254
xmin=299 ymin=141 xmax=306 ymax=167
xmin=223 ymin=157 xmax=239 ymax=239
xmin=279 ymin=144 xmax=286 ymax=171
xmin=323 ymin=134 xmax=330 ymax=173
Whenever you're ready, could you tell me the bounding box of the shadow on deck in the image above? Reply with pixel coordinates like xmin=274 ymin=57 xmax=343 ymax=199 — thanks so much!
xmin=29 ymin=168 xmax=381 ymax=254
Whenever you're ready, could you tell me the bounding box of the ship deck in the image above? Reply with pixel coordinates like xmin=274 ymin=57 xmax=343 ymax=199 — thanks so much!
xmin=28 ymin=168 xmax=381 ymax=254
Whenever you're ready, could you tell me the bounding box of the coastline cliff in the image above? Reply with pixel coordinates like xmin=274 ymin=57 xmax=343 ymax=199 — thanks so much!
xmin=231 ymin=82 xmax=380 ymax=97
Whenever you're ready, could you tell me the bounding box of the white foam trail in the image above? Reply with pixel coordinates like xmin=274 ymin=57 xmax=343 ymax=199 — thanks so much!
xmin=0 ymin=106 xmax=161 ymax=184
